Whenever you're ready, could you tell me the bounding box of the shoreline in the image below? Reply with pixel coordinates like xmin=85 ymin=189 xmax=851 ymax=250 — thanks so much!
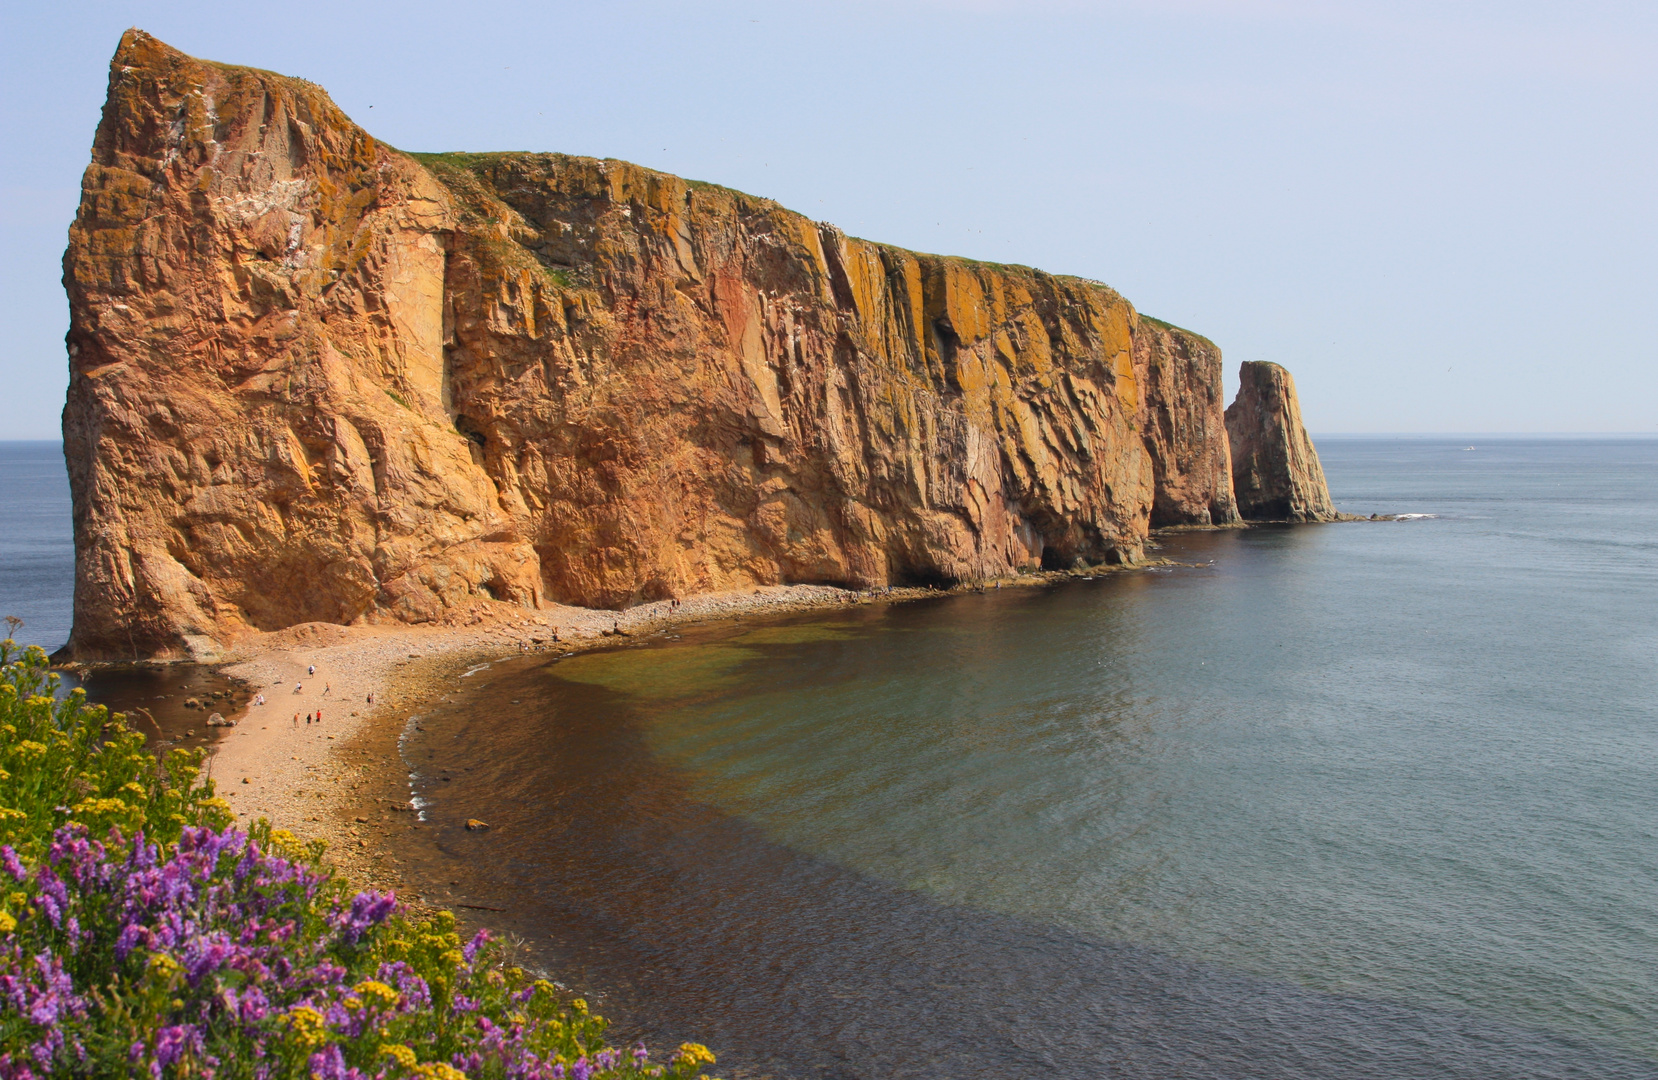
xmin=66 ymin=520 xmax=1386 ymax=898
xmin=204 ymin=582 xmax=874 ymax=892
xmin=191 ymin=560 xmax=1189 ymax=897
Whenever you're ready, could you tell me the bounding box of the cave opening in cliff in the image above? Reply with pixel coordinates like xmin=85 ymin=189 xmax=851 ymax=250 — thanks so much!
xmin=454 ymin=414 xmax=489 ymax=467
xmin=1040 ymin=546 xmax=1074 ymax=572
xmin=454 ymin=415 xmax=488 ymax=448
xmin=892 ymin=566 xmax=960 ymax=591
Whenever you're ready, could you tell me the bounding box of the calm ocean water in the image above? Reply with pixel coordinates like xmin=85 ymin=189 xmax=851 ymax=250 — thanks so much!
xmin=4 ymin=438 xmax=1655 ymax=1076
xmin=0 ymin=442 xmax=73 ymax=653
xmin=399 ymin=437 xmax=1658 ymax=1079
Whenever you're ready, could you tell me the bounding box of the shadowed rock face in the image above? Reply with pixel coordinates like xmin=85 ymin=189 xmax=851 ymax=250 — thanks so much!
xmin=62 ymin=31 xmax=1252 ymax=661
xmin=1224 ymin=361 xmax=1335 ymax=522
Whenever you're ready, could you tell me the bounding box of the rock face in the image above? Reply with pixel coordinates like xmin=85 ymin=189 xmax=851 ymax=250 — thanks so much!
xmin=60 ymin=31 xmax=1281 ymax=661
xmin=1224 ymin=361 xmax=1335 ymax=522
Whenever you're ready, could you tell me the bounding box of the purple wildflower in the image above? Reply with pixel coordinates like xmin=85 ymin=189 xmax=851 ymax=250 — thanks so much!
xmin=152 ymin=1024 xmax=201 ymax=1072
xmin=462 ymin=928 xmax=491 ymax=964
xmin=306 ymin=1044 xmax=366 ymax=1080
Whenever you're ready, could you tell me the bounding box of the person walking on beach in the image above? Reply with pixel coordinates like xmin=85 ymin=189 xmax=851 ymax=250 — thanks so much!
xmin=294 ymin=682 xmax=302 ymax=694
xmin=308 ymin=665 xmax=315 ymax=676
xmin=324 ymin=684 xmax=330 ymax=695
xmin=293 ymin=713 xmax=299 ymax=728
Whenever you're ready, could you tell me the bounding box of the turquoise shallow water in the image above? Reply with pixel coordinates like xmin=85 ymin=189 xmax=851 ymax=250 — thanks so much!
xmin=400 ymin=437 xmax=1658 ymax=1078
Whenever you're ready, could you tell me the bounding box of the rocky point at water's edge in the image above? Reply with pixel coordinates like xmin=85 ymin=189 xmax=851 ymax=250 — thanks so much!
xmin=59 ymin=29 xmax=1335 ymax=665
xmin=1226 ymin=361 xmax=1339 ymax=523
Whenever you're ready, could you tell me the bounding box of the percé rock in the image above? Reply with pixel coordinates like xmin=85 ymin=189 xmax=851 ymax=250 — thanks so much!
xmin=61 ymin=31 xmax=1271 ymax=661
xmin=1224 ymin=361 xmax=1335 ymax=522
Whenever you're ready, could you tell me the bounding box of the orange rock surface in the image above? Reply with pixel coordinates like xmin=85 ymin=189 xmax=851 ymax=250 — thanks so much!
xmin=1225 ymin=361 xmax=1336 ymax=522
xmin=61 ymin=31 xmax=1295 ymax=661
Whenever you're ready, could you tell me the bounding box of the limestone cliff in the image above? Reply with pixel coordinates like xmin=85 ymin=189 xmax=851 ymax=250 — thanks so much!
xmin=62 ymin=31 xmax=1256 ymax=661
xmin=1224 ymin=361 xmax=1336 ymax=522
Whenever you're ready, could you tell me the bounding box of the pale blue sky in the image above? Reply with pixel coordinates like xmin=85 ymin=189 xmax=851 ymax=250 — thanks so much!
xmin=2 ymin=0 xmax=1653 ymax=437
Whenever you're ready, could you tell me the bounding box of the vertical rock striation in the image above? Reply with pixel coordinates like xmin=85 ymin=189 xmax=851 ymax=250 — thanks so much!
xmin=59 ymin=31 xmax=1288 ymax=662
xmin=1224 ymin=361 xmax=1335 ymax=522
xmin=1135 ymin=318 xmax=1238 ymax=528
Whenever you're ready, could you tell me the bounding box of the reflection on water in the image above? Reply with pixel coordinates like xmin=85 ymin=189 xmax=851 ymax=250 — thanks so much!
xmin=56 ymin=665 xmax=252 ymax=757
xmin=400 ymin=605 xmax=1652 ymax=1079
xmin=395 ymin=440 xmax=1658 ymax=1079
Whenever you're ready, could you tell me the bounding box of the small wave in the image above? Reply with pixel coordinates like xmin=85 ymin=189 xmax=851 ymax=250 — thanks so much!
xmin=1395 ymin=513 xmax=1438 ymax=520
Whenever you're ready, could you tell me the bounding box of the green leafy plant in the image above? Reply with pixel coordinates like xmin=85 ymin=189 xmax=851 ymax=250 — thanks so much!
xmin=0 ymin=640 xmax=720 ymax=1080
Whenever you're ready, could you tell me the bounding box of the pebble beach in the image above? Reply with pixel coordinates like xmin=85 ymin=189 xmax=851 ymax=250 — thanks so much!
xmin=208 ymin=582 xmax=923 ymax=900
xmin=204 ymin=560 xmax=1175 ymax=906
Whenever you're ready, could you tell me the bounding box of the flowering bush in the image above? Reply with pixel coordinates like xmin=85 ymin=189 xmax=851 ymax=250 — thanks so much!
xmin=0 ymin=643 xmax=718 ymax=1080
xmin=0 ymin=643 xmax=229 ymax=857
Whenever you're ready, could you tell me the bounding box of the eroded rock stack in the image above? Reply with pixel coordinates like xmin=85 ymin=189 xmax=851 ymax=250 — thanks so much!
xmin=1224 ymin=361 xmax=1336 ymax=522
xmin=60 ymin=31 xmax=1329 ymax=661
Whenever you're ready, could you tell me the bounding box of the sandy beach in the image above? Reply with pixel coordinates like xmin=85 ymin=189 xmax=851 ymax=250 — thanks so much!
xmin=208 ymin=582 xmax=928 ymax=896
xmin=205 ymin=560 xmax=1184 ymax=900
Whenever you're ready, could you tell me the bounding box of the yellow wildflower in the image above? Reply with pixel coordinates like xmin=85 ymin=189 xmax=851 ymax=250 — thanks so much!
xmin=355 ymin=980 xmax=400 ymax=1009
xmin=380 ymin=1044 xmax=418 ymax=1069
xmin=412 ymin=1063 xmax=469 ymax=1080
xmin=0 ymin=910 xmax=15 ymax=934
xmin=281 ymin=1005 xmax=329 ymax=1050
xmin=676 ymin=1043 xmax=717 ymax=1066
xmin=71 ymin=796 xmax=129 ymax=817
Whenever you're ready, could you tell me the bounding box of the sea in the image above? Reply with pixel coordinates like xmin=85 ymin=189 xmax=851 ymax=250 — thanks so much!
xmin=3 ymin=437 xmax=1656 ymax=1078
